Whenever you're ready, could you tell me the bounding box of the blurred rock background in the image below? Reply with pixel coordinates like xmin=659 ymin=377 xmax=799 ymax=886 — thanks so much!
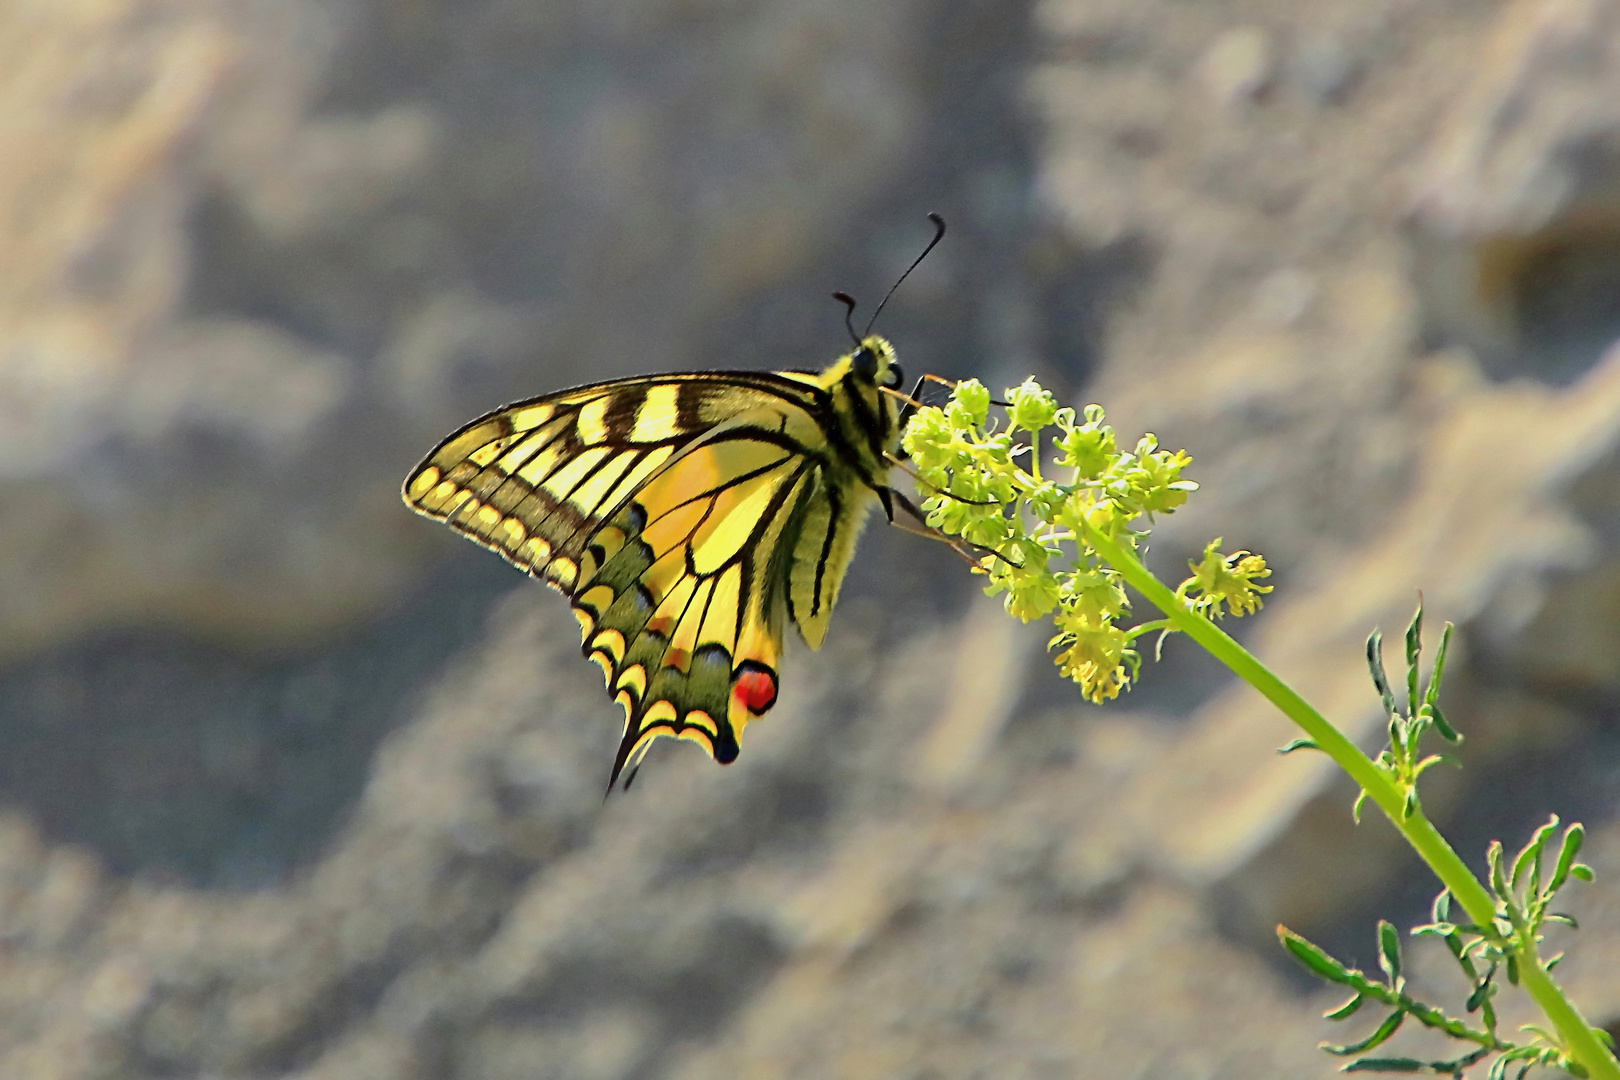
xmin=3 ymin=0 xmax=1620 ymax=1076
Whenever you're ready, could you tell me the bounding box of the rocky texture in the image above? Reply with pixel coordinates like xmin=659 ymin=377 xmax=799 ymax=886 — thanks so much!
xmin=1407 ymin=0 xmax=1620 ymax=381
xmin=6 ymin=0 xmax=1620 ymax=1077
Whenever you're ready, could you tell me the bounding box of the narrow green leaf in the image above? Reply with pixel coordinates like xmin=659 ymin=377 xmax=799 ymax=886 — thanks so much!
xmin=1279 ymin=926 xmax=1356 ymax=985
xmin=1368 ymin=629 xmax=1396 ymax=718
xmin=1413 ymin=755 xmax=1461 ymax=784
xmin=1324 ymin=1011 xmax=1404 ymax=1056
xmin=1343 ymin=1057 xmax=1425 ymax=1073
xmin=1571 ymin=864 xmax=1595 ymax=882
xmin=1427 ymin=704 xmax=1461 ymax=743
xmin=1505 ymin=954 xmax=1518 ymax=985
xmin=1353 ymin=790 xmax=1369 ymax=825
xmin=1404 ymin=603 xmax=1423 ymax=720
xmin=1532 ymin=818 xmax=1557 ymax=894
xmin=1510 ymin=819 xmax=1557 ymax=892
xmin=1547 ymin=824 xmax=1585 ymax=896
xmin=1278 ymin=738 xmax=1319 ymax=754
xmin=1545 ymin=952 xmax=1564 ymax=971
xmin=1409 ymin=922 xmax=1455 ymax=939
xmin=1488 ymin=841 xmax=1509 ymax=900
xmin=1378 ymin=921 xmax=1403 ymax=985
xmin=1423 ymin=622 xmax=1453 ymax=710
xmin=1403 ymin=788 xmax=1419 ymax=820
xmin=1465 ymin=969 xmax=1495 ymax=1013
xmin=1325 ymin=993 xmax=1366 ymax=1021
xmin=1432 ymin=889 xmax=1452 ymax=924
xmin=1432 ymin=1046 xmax=1491 ymax=1074
xmin=1543 ymin=913 xmax=1578 ymax=929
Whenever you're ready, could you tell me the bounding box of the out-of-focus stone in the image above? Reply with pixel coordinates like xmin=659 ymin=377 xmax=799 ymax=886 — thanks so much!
xmin=1406 ymin=0 xmax=1620 ymax=379
xmin=1196 ymin=26 xmax=1274 ymax=107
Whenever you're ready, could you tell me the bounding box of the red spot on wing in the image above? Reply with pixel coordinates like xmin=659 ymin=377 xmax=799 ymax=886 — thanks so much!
xmin=732 ymin=663 xmax=778 ymax=715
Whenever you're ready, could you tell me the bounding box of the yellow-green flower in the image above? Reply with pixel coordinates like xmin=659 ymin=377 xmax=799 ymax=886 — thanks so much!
xmin=1050 ymin=612 xmax=1137 ymax=703
xmin=1180 ymin=538 xmax=1273 ymax=618
xmin=897 ymin=378 xmax=1267 ymax=704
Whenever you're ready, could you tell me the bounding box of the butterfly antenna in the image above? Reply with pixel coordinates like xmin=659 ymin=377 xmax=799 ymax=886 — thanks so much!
xmin=831 ymin=291 xmax=861 ymax=346
xmin=863 ymin=212 xmax=946 ymax=337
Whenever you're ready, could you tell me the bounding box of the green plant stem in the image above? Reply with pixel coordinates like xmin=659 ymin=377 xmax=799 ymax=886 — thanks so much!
xmin=1081 ymin=521 xmax=1619 ymax=1080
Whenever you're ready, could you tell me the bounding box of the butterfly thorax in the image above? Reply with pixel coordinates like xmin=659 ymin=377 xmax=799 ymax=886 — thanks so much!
xmin=779 ymin=334 xmax=902 ymax=488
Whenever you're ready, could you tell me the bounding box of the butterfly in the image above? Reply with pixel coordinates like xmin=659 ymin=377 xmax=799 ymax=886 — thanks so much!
xmin=403 ymin=216 xmax=950 ymax=789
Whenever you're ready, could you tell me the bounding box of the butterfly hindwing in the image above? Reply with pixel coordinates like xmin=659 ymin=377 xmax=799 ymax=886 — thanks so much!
xmin=403 ymin=358 xmax=900 ymax=787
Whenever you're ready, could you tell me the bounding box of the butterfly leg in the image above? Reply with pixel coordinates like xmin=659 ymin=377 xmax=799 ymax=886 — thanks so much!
xmin=882 ymin=453 xmax=999 ymax=507
xmin=889 ymin=374 xmax=965 ymax=456
xmin=882 ymin=486 xmax=989 ymax=567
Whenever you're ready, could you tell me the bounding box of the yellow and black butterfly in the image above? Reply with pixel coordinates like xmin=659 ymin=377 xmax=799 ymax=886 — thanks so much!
xmin=403 ymin=216 xmax=948 ymax=789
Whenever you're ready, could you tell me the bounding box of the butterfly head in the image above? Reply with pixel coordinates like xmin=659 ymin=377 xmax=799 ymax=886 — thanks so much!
xmin=848 ymin=335 xmax=903 ymax=391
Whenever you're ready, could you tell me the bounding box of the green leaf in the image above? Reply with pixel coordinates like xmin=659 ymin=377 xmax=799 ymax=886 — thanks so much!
xmin=1353 ymin=790 xmax=1369 ymax=825
xmin=1432 ymin=1047 xmax=1491 ymax=1075
xmin=1465 ymin=969 xmax=1496 ymax=1013
xmin=1511 ymin=818 xmax=1557 ymax=893
xmin=1378 ymin=921 xmax=1403 ymax=986
xmin=1403 ymin=788 xmax=1420 ymax=820
xmin=1488 ymin=841 xmax=1509 ymax=900
xmin=1426 ymin=704 xmax=1461 ymax=743
xmin=1415 ymin=755 xmax=1462 ymax=780
xmin=1325 ymin=993 xmax=1367 ymax=1021
xmin=1432 ymin=889 xmax=1452 ymax=923
xmin=1545 ymin=951 xmax=1564 ymax=971
xmin=1571 ymin=864 xmax=1595 ymax=882
xmin=1409 ymin=922 xmax=1455 ymax=939
xmin=1547 ymin=824 xmax=1585 ymax=896
xmin=1324 ymin=1011 xmax=1404 ymax=1056
xmin=1505 ymin=953 xmax=1519 ymax=986
xmin=1278 ymin=738 xmax=1320 ymax=754
xmin=1543 ymin=913 xmax=1578 ymax=929
xmin=1423 ymin=622 xmax=1452 ymax=708
xmin=1279 ymin=926 xmax=1356 ymax=985
xmin=1404 ymin=603 xmax=1423 ymax=720
xmin=1367 ymin=629 xmax=1397 ymax=718
xmin=1343 ymin=1058 xmax=1425 ymax=1073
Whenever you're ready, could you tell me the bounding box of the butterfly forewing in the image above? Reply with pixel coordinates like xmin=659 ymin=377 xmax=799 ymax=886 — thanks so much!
xmin=403 ymin=367 xmax=886 ymax=787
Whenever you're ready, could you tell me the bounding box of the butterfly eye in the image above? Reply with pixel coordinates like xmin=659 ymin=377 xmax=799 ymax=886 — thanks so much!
xmin=852 ymin=346 xmax=878 ymax=380
xmin=883 ymin=363 xmax=903 ymax=390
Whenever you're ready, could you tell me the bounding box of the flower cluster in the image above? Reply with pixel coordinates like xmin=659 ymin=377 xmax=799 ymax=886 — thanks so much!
xmin=901 ymin=377 xmax=1272 ymax=702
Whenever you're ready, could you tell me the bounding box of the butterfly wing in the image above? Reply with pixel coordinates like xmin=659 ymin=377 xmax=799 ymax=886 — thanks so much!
xmin=402 ymin=371 xmax=855 ymax=786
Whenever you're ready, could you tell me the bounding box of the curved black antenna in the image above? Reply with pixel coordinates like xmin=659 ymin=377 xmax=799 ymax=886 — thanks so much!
xmin=831 ymin=291 xmax=861 ymax=346
xmin=863 ymin=212 xmax=947 ymax=336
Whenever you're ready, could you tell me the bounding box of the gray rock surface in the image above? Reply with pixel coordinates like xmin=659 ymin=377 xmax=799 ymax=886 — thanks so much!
xmin=4 ymin=0 xmax=1620 ymax=1076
